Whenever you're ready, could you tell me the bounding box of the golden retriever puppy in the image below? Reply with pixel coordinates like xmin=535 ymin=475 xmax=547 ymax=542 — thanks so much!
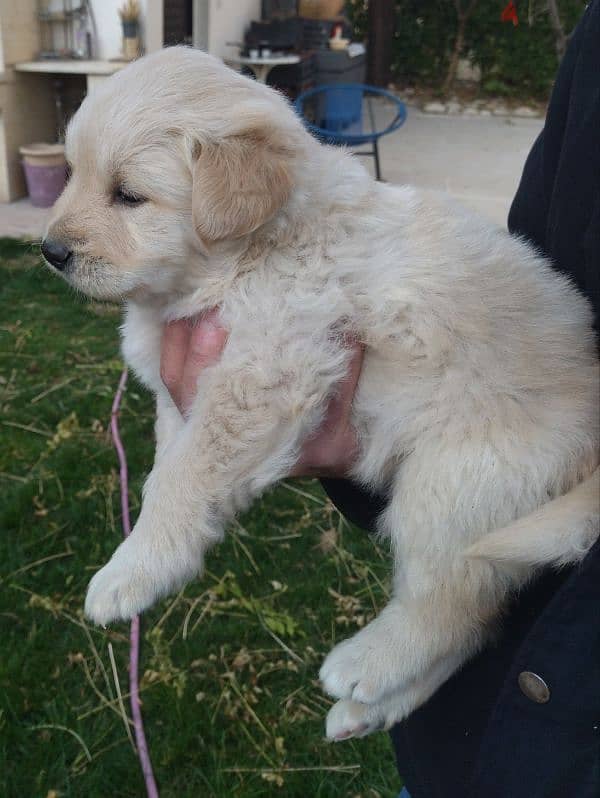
xmin=41 ymin=47 xmax=599 ymax=741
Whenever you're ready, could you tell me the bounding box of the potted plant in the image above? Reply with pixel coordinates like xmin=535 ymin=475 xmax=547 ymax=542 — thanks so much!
xmin=119 ymin=0 xmax=140 ymax=60
xmin=20 ymin=143 xmax=67 ymax=208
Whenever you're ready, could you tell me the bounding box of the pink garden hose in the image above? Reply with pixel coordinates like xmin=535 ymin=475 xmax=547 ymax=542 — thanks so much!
xmin=111 ymin=368 xmax=159 ymax=798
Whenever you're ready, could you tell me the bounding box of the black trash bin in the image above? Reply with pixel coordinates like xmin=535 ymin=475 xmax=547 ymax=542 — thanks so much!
xmin=315 ymin=49 xmax=366 ymax=85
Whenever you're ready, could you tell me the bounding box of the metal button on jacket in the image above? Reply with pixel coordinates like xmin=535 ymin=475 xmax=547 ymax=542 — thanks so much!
xmin=518 ymin=671 xmax=551 ymax=703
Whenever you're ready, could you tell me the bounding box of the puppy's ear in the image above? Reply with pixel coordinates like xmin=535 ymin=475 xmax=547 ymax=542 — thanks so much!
xmin=192 ymin=127 xmax=293 ymax=242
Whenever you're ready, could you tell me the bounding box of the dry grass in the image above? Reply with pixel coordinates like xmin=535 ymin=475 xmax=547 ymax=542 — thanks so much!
xmin=0 ymin=240 xmax=401 ymax=797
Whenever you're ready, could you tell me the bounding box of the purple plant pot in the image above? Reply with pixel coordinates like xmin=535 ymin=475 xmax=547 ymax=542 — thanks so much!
xmin=22 ymin=160 xmax=67 ymax=208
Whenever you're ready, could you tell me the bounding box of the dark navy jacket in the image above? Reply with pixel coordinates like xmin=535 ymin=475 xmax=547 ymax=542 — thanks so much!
xmin=322 ymin=3 xmax=600 ymax=794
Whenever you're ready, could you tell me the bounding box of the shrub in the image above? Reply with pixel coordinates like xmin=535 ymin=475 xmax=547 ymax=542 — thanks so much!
xmin=346 ymin=0 xmax=587 ymax=99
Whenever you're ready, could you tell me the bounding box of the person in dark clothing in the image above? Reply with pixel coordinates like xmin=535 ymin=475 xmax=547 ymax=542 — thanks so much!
xmin=325 ymin=3 xmax=600 ymax=795
xmin=161 ymin=4 xmax=599 ymax=794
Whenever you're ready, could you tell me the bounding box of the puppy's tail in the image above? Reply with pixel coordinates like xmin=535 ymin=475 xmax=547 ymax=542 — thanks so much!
xmin=466 ymin=468 xmax=599 ymax=568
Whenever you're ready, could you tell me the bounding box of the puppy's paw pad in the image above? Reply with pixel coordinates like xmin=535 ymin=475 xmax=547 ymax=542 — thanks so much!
xmin=325 ymin=699 xmax=385 ymax=741
xmin=84 ymin=560 xmax=153 ymax=626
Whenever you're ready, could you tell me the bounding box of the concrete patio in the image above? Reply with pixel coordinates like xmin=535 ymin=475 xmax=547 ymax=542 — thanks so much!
xmin=0 ymin=106 xmax=543 ymax=240
xmin=0 ymin=197 xmax=47 ymax=239
xmin=376 ymin=108 xmax=543 ymax=226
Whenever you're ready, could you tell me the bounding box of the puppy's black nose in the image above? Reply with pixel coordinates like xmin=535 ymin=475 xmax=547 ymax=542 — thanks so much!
xmin=41 ymin=238 xmax=72 ymax=271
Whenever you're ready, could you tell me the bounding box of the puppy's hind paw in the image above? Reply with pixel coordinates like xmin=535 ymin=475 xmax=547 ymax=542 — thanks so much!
xmin=320 ymin=634 xmax=396 ymax=704
xmin=325 ymin=699 xmax=385 ymax=741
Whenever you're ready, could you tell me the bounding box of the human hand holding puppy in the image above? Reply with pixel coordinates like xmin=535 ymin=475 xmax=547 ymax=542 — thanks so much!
xmin=160 ymin=312 xmax=364 ymax=478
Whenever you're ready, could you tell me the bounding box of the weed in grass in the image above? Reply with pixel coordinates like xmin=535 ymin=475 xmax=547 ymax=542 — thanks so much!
xmin=0 ymin=240 xmax=401 ymax=796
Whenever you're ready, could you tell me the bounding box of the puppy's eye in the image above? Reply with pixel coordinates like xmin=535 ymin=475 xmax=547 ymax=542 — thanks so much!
xmin=114 ymin=187 xmax=147 ymax=206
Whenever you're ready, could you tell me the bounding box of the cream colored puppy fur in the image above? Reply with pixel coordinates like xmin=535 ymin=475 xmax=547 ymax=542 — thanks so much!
xmin=44 ymin=47 xmax=599 ymax=741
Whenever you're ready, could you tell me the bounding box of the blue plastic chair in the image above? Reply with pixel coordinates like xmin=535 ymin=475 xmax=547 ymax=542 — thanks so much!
xmin=295 ymin=83 xmax=407 ymax=180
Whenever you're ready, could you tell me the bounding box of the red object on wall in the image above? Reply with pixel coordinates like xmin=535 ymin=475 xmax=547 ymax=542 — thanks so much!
xmin=501 ymin=1 xmax=519 ymax=26
xmin=330 ymin=22 xmax=344 ymax=39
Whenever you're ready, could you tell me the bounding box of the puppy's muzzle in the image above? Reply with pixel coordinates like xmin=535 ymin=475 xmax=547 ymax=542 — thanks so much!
xmin=41 ymin=238 xmax=73 ymax=272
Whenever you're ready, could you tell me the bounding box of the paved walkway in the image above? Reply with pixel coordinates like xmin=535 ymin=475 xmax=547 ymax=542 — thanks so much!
xmin=0 ymin=107 xmax=543 ymax=239
xmin=375 ymin=107 xmax=543 ymax=226
xmin=0 ymin=198 xmax=48 ymax=240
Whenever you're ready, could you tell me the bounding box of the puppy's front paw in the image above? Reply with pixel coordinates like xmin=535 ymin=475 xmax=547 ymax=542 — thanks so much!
xmin=84 ymin=556 xmax=155 ymax=626
xmin=325 ymin=699 xmax=385 ymax=741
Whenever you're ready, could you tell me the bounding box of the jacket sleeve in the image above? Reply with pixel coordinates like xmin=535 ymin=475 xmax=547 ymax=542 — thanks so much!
xmin=508 ymin=1 xmax=599 ymax=325
xmin=320 ymin=477 xmax=387 ymax=532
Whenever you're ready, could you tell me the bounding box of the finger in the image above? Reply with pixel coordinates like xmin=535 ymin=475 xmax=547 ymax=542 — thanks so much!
xmin=291 ymin=341 xmax=364 ymax=478
xmin=327 ymin=341 xmax=365 ymax=424
xmin=160 ymin=319 xmax=191 ymax=412
xmin=180 ymin=312 xmax=228 ymax=415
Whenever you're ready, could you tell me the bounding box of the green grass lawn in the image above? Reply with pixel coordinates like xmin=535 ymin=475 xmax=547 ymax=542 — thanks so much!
xmin=0 ymin=239 xmax=400 ymax=797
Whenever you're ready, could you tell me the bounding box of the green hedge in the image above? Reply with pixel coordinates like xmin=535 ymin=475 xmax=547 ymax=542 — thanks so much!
xmin=347 ymin=0 xmax=587 ymax=98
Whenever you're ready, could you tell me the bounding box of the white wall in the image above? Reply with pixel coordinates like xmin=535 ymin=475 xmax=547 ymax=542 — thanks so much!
xmin=143 ymin=0 xmax=163 ymax=54
xmin=206 ymin=0 xmax=260 ymax=59
xmin=91 ymin=0 xmax=162 ymax=59
xmin=90 ymin=0 xmax=259 ymax=61
xmin=90 ymin=0 xmax=124 ymax=60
